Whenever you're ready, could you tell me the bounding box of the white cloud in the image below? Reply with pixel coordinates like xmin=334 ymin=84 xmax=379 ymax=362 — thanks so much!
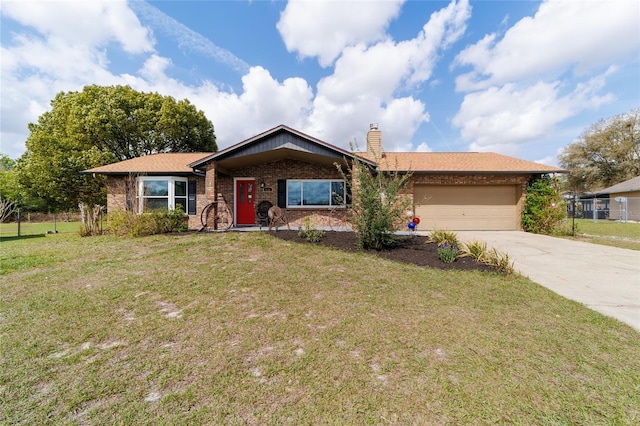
xmin=415 ymin=142 xmax=433 ymax=152
xmin=416 ymin=0 xmax=470 ymax=78
xmin=449 ymin=0 xmax=637 ymax=159
xmin=199 ymin=66 xmax=314 ymax=144
xmin=315 ymin=0 xmax=470 ymax=102
xmin=0 ymin=33 xmax=121 ymax=157
xmin=452 ymin=70 xmax=615 ymax=155
xmin=1 ymin=0 xmax=154 ymax=54
xmin=0 ymin=0 xmax=475 ymax=160
xmin=454 ymin=0 xmax=639 ymax=91
xmin=306 ymin=0 xmax=470 ymax=151
xmin=0 ymin=0 xmax=155 ymax=158
xmin=277 ymin=0 xmax=404 ymax=67
xmin=535 ymin=154 xmax=559 ymax=168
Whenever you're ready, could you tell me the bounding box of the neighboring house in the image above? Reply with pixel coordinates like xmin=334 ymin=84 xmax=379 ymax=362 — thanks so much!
xmin=84 ymin=124 xmax=565 ymax=231
xmin=595 ymin=176 xmax=640 ymax=222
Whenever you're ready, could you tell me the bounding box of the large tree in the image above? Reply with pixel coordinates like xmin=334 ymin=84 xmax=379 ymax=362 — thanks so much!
xmin=15 ymin=85 xmax=217 ymax=211
xmin=559 ymin=108 xmax=639 ymax=192
xmin=0 ymin=154 xmax=46 ymax=212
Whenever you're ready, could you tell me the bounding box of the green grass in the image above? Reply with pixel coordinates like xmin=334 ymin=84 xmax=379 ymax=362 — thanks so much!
xmin=1 ymin=232 xmax=639 ymax=424
xmin=567 ymin=219 xmax=640 ymax=250
xmin=0 ymin=221 xmax=82 ymax=239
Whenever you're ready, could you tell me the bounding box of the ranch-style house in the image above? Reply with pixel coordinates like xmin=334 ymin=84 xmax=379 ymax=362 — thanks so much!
xmin=85 ymin=124 xmax=566 ymax=231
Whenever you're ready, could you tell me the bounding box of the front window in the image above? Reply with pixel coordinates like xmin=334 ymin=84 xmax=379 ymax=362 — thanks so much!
xmin=139 ymin=177 xmax=188 ymax=213
xmin=287 ymin=180 xmax=345 ymax=207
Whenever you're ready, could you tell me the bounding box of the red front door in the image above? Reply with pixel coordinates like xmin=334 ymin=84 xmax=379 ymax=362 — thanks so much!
xmin=235 ymin=179 xmax=256 ymax=225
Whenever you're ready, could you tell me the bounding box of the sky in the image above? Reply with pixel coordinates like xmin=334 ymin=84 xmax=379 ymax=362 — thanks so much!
xmin=1 ymin=0 xmax=638 ymax=166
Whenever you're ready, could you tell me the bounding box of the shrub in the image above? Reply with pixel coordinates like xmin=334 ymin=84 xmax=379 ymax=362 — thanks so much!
xmin=298 ymin=217 xmax=325 ymax=243
xmin=522 ymin=176 xmax=566 ymax=235
xmin=428 ymin=230 xmax=459 ymax=246
xmin=458 ymin=239 xmax=514 ymax=274
xmin=484 ymin=248 xmax=515 ymax=275
xmin=437 ymin=242 xmax=459 ymax=263
xmin=458 ymin=240 xmax=488 ymax=262
xmin=337 ymin=156 xmax=412 ymax=250
xmin=107 ymin=208 xmax=187 ymax=237
xmin=555 ymin=219 xmax=578 ymax=236
xmin=106 ymin=209 xmax=134 ymax=237
xmin=153 ymin=207 xmax=188 ymax=234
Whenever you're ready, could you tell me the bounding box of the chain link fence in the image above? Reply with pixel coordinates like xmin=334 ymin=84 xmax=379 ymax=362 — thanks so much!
xmin=567 ymin=196 xmax=640 ymax=222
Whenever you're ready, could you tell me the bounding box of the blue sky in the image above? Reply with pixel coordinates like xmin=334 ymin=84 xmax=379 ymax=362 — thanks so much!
xmin=1 ymin=0 xmax=638 ymax=166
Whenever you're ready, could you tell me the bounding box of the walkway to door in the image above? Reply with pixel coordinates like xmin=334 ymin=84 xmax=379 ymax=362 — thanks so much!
xmin=456 ymin=231 xmax=640 ymax=331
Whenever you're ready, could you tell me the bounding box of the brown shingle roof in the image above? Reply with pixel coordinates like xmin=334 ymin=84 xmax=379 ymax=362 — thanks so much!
xmin=84 ymin=153 xmax=213 ymax=174
xmin=362 ymin=152 xmax=567 ymax=173
xmin=596 ymin=176 xmax=640 ymax=194
xmin=84 ymin=150 xmax=565 ymax=176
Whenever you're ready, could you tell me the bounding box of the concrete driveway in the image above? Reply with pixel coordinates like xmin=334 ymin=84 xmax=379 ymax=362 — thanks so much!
xmin=456 ymin=231 xmax=640 ymax=331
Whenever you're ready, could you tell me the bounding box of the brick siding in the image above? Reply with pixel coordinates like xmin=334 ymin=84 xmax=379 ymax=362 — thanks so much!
xmin=210 ymin=159 xmax=347 ymax=229
xmin=105 ymin=175 xmax=206 ymax=230
xmin=105 ymin=167 xmax=536 ymax=231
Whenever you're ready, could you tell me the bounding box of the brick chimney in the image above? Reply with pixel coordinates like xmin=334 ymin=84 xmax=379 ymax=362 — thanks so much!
xmin=366 ymin=123 xmax=382 ymax=159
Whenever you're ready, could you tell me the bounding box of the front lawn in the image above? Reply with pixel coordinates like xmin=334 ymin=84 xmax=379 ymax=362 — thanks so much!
xmin=1 ymin=232 xmax=638 ymax=424
xmin=568 ymin=218 xmax=640 ymax=250
xmin=0 ymin=221 xmax=82 ymax=239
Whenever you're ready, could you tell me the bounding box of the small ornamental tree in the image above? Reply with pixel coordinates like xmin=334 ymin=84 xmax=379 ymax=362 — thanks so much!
xmin=337 ymin=157 xmax=412 ymax=250
xmin=521 ymin=175 xmax=566 ymax=235
xmin=0 ymin=197 xmax=17 ymax=223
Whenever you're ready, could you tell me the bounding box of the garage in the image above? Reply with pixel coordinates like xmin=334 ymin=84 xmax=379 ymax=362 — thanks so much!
xmin=414 ymin=185 xmax=519 ymax=230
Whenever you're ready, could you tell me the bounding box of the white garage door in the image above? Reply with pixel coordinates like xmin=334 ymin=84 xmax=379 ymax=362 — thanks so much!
xmin=414 ymin=185 xmax=518 ymax=230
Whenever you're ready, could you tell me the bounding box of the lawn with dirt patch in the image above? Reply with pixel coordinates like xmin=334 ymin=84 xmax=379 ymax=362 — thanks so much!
xmin=1 ymin=231 xmax=639 ymax=424
xmin=568 ymin=219 xmax=640 ymax=250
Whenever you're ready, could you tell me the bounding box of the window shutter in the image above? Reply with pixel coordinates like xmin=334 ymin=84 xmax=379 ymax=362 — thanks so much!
xmin=188 ymin=181 xmax=197 ymax=215
xmin=277 ymin=180 xmax=286 ymax=208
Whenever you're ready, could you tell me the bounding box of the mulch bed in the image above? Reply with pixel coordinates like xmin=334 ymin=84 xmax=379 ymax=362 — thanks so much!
xmin=270 ymin=230 xmax=495 ymax=272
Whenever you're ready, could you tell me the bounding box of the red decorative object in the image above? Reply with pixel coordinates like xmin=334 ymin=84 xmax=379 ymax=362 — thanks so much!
xmin=412 ymin=217 xmax=420 ymax=224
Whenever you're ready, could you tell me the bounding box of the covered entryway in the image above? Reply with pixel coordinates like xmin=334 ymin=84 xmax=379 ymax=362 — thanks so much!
xmin=414 ymin=185 xmax=519 ymax=230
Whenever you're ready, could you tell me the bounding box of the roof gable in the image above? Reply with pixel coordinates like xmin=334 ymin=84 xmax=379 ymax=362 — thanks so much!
xmin=190 ymin=124 xmax=373 ymax=170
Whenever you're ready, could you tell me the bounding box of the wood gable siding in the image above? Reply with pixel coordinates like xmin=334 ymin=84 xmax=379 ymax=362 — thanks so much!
xmin=219 ymin=131 xmax=346 ymax=162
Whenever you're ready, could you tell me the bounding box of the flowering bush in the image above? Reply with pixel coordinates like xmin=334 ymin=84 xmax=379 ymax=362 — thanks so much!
xmin=437 ymin=242 xmax=458 ymax=263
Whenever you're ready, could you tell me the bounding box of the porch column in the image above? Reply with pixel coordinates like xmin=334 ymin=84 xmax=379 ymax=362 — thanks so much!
xmin=204 ymin=162 xmax=217 ymax=230
xmin=205 ymin=162 xmax=217 ymax=203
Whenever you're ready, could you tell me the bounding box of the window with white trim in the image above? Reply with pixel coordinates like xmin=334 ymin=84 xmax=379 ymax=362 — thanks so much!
xmin=138 ymin=177 xmax=188 ymax=213
xmin=286 ymin=179 xmax=345 ymax=207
